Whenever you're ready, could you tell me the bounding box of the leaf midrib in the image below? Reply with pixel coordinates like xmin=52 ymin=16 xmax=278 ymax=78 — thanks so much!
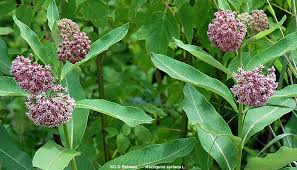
xmin=0 ymin=147 xmax=28 ymax=170
xmin=242 ymin=100 xmax=291 ymax=143
xmin=187 ymin=85 xmax=232 ymax=170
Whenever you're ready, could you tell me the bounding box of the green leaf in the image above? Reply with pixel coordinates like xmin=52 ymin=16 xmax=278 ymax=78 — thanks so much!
xmin=218 ymin=0 xmax=231 ymax=10
xmin=134 ymin=125 xmax=153 ymax=144
xmin=0 ymin=27 xmax=14 ymax=35
xmin=257 ymin=133 xmax=297 ymax=156
xmin=33 ymin=141 xmax=80 ymax=170
xmin=0 ymin=125 xmax=33 ymax=170
xmin=79 ymin=0 xmax=108 ymax=28
xmin=0 ymin=38 xmax=11 ymax=75
xmin=246 ymin=147 xmax=297 ymax=170
xmin=174 ymin=38 xmax=232 ymax=76
xmin=177 ymin=3 xmax=194 ymax=43
xmin=136 ymin=11 xmax=179 ymax=54
xmin=242 ymin=16 xmax=286 ymax=48
xmin=246 ymin=31 xmax=297 ymax=70
xmin=183 ymin=84 xmax=236 ymax=169
xmin=0 ymin=0 xmax=15 ymax=16
xmin=60 ymin=23 xmax=129 ymax=80
xmin=0 ymin=76 xmax=27 ymax=97
xmin=58 ymin=71 xmax=90 ymax=149
xmin=47 ymin=0 xmax=60 ymax=31
xmin=151 ymin=53 xmax=237 ymax=111
xmin=12 ymin=13 xmax=48 ymax=64
xmin=272 ymin=84 xmax=297 ymax=98
xmin=75 ymin=99 xmax=153 ymax=127
xmin=101 ymin=138 xmax=196 ymax=169
xmin=240 ymin=98 xmax=296 ymax=145
xmin=116 ymin=134 xmax=130 ymax=154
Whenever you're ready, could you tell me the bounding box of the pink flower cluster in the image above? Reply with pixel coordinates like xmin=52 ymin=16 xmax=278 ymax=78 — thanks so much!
xmin=26 ymin=85 xmax=75 ymax=128
xmin=208 ymin=10 xmax=246 ymax=52
xmin=58 ymin=18 xmax=91 ymax=64
xmin=250 ymin=10 xmax=269 ymax=33
xmin=11 ymin=55 xmax=54 ymax=94
xmin=231 ymin=65 xmax=278 ymax=107
xmin=11 ymin=55 xmax=75 ymax=128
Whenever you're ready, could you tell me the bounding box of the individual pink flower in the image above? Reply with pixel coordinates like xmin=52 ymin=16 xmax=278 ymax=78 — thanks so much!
xmin=58 ymin=18 xmax=91 ymax=64
xmin=231 ymin=65 xmax=278 ymax=107
xmin=207 ymin=10 xmax=246 ymax=52
xmin=11 ymin=55 xmax=55 ymax=94
xmin=250 ymin=10 xmax=268 ymax=33
xmin=26 ymin=85 xmax=75 ymax=128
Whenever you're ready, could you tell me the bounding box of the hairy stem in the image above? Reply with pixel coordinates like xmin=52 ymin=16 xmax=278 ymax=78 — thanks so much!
xmin=63 ymin=124 xmax=77 ymax=170
xmin=96 ymin=55 xmax=110 ymax=162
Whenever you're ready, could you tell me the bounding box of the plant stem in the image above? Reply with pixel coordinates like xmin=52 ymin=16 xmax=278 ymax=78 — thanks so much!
xmin=63 ymin=124 xmax=78 ymax=170
xmin=237 ymin=104 xmax=244 ymax=170
xmin=96 ymin=55 xmax=110 ymax=162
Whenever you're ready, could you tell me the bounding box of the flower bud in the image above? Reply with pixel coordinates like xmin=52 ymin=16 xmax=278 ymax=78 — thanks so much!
xmin=250 ymin=10 xmax=269 ymax=33
xmin=57 ymin=18 xmax=91 ymax=64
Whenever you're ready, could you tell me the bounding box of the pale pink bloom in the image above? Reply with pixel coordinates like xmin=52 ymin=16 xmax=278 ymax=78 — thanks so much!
xmin=231 ymin=65 xmax=278 ymax=107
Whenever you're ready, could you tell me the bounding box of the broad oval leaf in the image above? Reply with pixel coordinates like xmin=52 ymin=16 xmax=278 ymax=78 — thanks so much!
xmin=174 ymin=38 xmax=232 ymax=76
xmin=12 ymin=13 xmax=48 ymax=64
xmin=75 ymin=99 xmax=153 ymax=127
xmin=241 ymin=16 xmax=286 ymax=48
xmin=58 ymin=71 xmax=89 ymax=149
xmin=240 ymin=98 xmax=296 ymax=144
xmin=0 ymin=76 xmax=27 ymax=97
xmin=151 ymin=53 xmax=238 ymax=111
xmin=0 ymin=38 xmax=11 ymax=75
xmin=246 ymin=31 xmax=297 ymax=70
xmin=47 ymin=0 xmax=59 ymax=31
xmin=100 ymin=138 xmax=196 ymax=170
xmin=272 ymin=84 xmax=297 ymax=98
xmin=33 ymin=141 xmax=80 ymax=170
xmin=0 ymin=125 xmax=33 ymax=170
xmin=246 ymin=147 xmax=297 ymax=170
xmin=183 ymin=84 xmax=236 ymax=170
xmin=60 ymin=23 xmax=129 ymax=80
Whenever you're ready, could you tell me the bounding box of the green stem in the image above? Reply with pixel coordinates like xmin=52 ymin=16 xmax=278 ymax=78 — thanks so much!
xmin=63 ymin=124 xmax=77 ymax=170
xmin=96 ymin=55 xmax=110 ymax=162
xmin=237 ymin=104 xmax=244 ymax=170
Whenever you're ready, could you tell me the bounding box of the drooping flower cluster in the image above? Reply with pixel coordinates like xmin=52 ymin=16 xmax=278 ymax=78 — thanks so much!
xmin=11 ymin=55 xmax=54 ymax=94
xmin=250 ymin=10 xmax=269 ymax=33
xmin=231 ymin=65 xmax=278 ymax=107
xmin=26 ymin=85 xmax=75 ymax=128
xmin=11 ymin=55 xmax=75 ymax=128
xmin=58 ymin=18 xmax=91 ymax=64
xmin=207 ymin=10 xmax=246 ymax=52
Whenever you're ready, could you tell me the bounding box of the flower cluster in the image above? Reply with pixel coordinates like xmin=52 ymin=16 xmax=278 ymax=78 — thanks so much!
xmin=207 ymin=10 xmax=246 ymax=52
xmin=11 ymin=55 xmax=54 ymax=94
xmin=26 ymin=86 xmax=75 ymax=128
xmin=238 ymin=12 xmax=253 ymax=28
xmin=11 ymin=55 xmax=75 ymax=128
xmin=250 ymin=10 xmax=269 ymax=33
xmin=231 ymin=65 xmax=278 ymax=107
xmin=58 ymin=18 xmax=91 ymax=64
